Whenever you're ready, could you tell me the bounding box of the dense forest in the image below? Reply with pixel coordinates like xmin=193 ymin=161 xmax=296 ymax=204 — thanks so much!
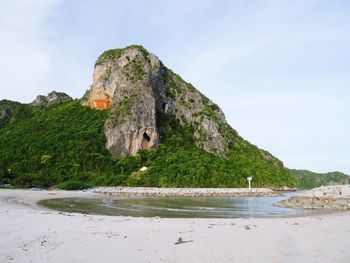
xmin=290 ymin=169 xmax=349 ymax=189
xmin=0 ymin=100 xmax=296 ymax=189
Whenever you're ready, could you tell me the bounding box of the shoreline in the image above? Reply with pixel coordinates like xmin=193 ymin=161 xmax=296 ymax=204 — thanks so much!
xmin=1 ymin=189 xmax=350 ymax=263
xmin=1 ymin=188 xmax=342 ymax=219
xmin=86 ymin=186 xmax=279 ymax=197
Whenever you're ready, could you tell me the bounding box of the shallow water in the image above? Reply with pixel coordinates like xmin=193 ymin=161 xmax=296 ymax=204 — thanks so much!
xmin=39 ymin=192 xmax=311 ymax=218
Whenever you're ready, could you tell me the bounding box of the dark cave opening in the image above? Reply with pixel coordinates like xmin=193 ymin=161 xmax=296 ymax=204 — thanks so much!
xmin=142 ymin=132 xmax=151 ymax=149
xmin=161 ymin=102 xmax=167 ymax=112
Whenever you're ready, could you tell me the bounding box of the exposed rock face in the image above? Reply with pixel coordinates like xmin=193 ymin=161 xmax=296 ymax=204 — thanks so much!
xmin=82 ymin=45 xmax=280 ymax=162
xmin=82 ymin=46 xmax=161 ymax=157
xmin=82 ymin=46 xmax=227 ymax=157
xmin=31 ymin=91 xmax=72 ymax=107
xmin=0 ymin=104 xmax=13 ymax=123
xmin=278 ymin=185 xmax=350 ymax=210
xmin=0 ymin=100 xmax=22 ymax=128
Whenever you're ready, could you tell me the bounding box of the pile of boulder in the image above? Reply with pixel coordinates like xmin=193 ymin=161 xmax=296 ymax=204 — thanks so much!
xmin=278 ymin=185 xmax=350 ymax=210
xmin=86 ymin=187 xmax=277 ymax=197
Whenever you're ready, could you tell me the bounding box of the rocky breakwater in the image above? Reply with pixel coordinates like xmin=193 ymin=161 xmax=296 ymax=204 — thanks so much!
xmin=86 ymin=187 xmax=277 ymax=197
xmin=278 ymin=185 xmax=350 ymax=210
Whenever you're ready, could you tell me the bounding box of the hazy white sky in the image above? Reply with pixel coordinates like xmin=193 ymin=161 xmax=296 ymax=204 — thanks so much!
xmin=0 ymin=0 xmax=349 ymax=174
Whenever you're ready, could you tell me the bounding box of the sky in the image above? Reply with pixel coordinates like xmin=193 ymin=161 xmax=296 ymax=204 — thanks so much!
xmin=0 ymin=0 xmax=349 ymax=174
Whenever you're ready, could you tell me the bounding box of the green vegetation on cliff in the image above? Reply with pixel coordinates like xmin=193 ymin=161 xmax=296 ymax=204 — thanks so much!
xmin=95 ymin=45 xmax=149 ymax=66
xmin=0 ymin=101 xmax=110 ymax=187
xmin=290 ymin=169 xmax=349 ymax=189
xmin=0 ymin=100 xmax=295 ymax=188
xmin=0 ymin=100 xmax=26 ymax=128
xmin=133 ymin=112 xmax=294 ymax=188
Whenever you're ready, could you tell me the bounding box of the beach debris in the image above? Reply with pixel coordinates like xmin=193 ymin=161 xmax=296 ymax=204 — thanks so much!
xmin=5 ymin=255 xmax=14 ymax=261
xmin=58 ymin=211 xmax=73 ymax=217
xmin=174 ymin=237 xmax=193 ymax=245
xmin=244 ymin=225 xmax=251 ymax=230
xmin=175 ymin=237 xmax=183 ymax=245
xmin=101 ymin=231 xmax=120 ymax=238
xmin=40 ymin=240 xmax=47 ymax=246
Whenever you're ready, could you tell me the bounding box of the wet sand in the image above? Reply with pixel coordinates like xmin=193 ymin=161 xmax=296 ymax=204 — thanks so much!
xmin=1 ymin=189 xmax=350 ymax=263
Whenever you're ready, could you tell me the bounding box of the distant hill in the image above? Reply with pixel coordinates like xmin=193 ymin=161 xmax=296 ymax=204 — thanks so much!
xmin=290 ymin=169 xmax=350 ymax=189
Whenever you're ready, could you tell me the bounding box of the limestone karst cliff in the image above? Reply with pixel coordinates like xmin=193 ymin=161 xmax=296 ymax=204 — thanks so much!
xmin=82 ymin=45 xmax=266 ymax=163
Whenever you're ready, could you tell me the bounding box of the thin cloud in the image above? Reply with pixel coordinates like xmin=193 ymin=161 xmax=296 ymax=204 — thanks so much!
xmin=0 ymin=0 xmax=62 ymax=102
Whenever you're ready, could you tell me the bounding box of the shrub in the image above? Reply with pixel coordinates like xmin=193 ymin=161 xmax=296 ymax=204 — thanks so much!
xmin=57 ymin=180 xmax=93 ymax=190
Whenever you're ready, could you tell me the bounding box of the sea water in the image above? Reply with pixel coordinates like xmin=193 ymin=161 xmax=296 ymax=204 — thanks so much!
xmin=39 ymin=192 xmax=311 ymax=218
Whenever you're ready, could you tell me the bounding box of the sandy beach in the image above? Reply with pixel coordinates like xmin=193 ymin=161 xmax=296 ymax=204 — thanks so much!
xmin=1 ymin=189 xmax=350 ymax=263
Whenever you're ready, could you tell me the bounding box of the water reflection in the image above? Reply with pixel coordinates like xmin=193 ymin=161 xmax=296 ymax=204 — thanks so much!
xmin=39 ymin=192 xmax=309 ymax=218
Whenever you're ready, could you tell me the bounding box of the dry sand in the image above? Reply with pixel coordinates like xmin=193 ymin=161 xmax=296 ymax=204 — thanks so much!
xmin=1 ymin=189 xmax=350 ymax=263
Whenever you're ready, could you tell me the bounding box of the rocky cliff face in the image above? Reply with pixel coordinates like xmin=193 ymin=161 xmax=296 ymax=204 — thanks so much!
xmin=31 ymin=91 xmax=72 ymax=107
xmin=0 ymin=100 xmax=22 ymax=128
xmin=82 ymin=46 xmax=161 ymax=156
xmin=82 ymin=45 xmax=280 ymax=165
xmin=82 ymin=45 xmax=229 ymax=158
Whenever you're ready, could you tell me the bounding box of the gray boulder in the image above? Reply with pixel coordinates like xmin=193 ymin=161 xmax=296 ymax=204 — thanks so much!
xmin=31 ymin=91 xmax=72 ymax=107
